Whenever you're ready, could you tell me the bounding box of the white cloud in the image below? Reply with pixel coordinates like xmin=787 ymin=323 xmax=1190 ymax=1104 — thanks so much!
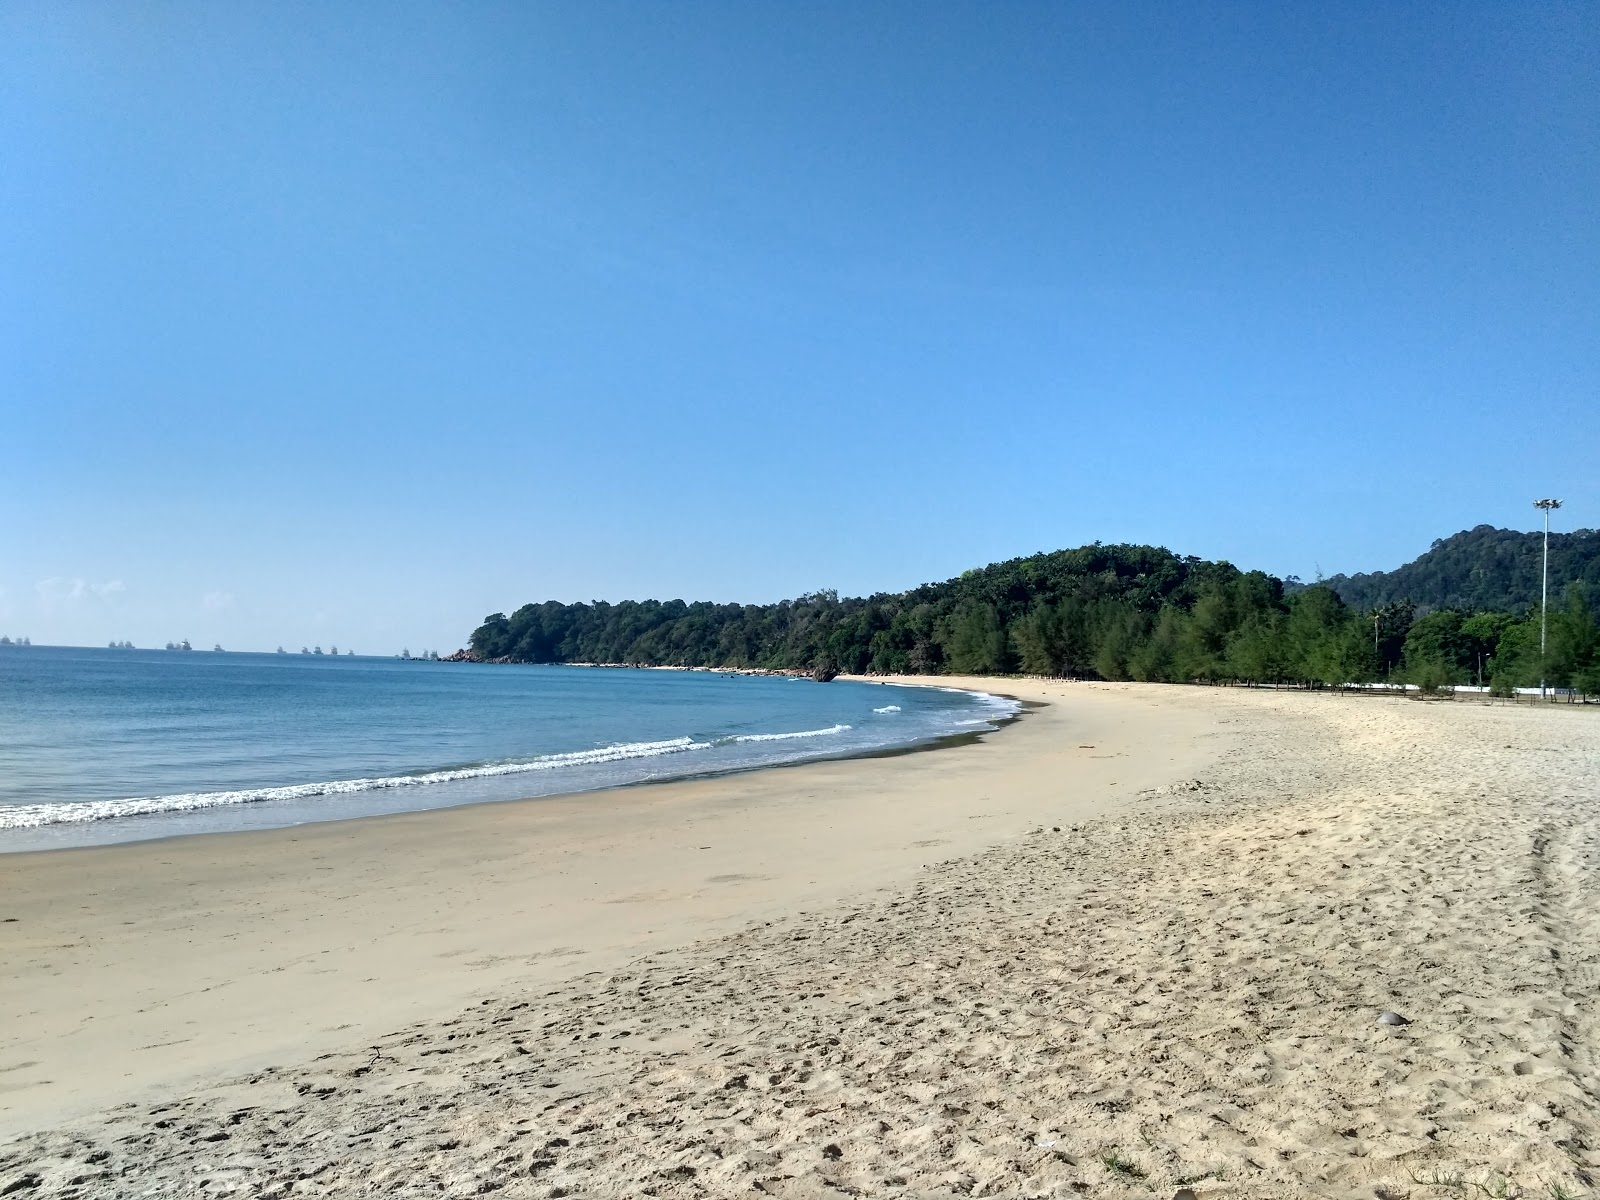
xmin=36 ymin=577 xmax=88 ymax=604
xmin=35 ymin=577 xmax=126 ymax=609
xmin=203 ymin=590 xmax=235 ymax=611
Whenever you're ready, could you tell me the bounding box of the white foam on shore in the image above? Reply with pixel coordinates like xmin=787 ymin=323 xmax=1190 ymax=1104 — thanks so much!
xmin=3 ymin=687 xmax=1017 ymax=835
xmin=932 ymin=685 xmax=1023 ymax=719
xmin=0 ymin=737 xmax=714 ymax=830
xmin=726 ymin=723 xmax=851 ymax=743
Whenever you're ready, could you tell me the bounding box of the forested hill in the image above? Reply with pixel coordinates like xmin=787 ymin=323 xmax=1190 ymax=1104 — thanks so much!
xmin=1318 ymin=525 xmax=1600 ymax=614
xmin=469 ymin=544 xmax=1243 ymax=677
xmin=466 ymin=537 xmax=1600 ymax=691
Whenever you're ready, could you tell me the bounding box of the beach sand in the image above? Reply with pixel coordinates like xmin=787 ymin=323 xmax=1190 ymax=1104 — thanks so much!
xmin=3 ymin=681 xmax=1598 ymax=1198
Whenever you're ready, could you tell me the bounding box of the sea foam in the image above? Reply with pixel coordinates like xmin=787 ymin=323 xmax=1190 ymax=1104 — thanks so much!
xmin=0 ymin=736 xmax=713 ymax=830
xmin=1 ymin=684 xmax=1016 ymax=837
xmin=726 ymin=723 xmax=851 ymax=743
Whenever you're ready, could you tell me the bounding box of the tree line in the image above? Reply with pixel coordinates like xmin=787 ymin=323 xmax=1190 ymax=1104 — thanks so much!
xmin=1317 ymin=523 xmax=1600 ymax=613
xmin=466 ymin=542 xmax=1600 ymax=694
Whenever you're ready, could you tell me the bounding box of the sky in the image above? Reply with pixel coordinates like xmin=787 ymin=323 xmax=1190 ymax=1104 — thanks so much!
xmin=3 ymin=3 xmax=1597 ymax=653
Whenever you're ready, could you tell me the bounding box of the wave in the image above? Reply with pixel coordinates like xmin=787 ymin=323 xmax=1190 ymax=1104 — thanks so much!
xmin=725 ymin=723 xmax=851 ymax=743
xmin=934 ymin=685 xmax=1022 ymax=718
xmin=0 ymin=736 xmax=713 ymax=830
xmin=1 ymin=692 xmax=1011 ymax=836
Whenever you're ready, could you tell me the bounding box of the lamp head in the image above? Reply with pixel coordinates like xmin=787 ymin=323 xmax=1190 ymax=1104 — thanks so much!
xmin=1534 ymin=498 xmax=1564 ymax=511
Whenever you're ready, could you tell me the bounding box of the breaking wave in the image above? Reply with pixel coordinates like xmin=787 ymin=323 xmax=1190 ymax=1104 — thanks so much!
xmin=0 ymin=737 xmax=713 ymax=830
xmin=2 ymin=684 xmax=1021 ymax=840
xmin=725 ymin=723 xmax=851 ymax=743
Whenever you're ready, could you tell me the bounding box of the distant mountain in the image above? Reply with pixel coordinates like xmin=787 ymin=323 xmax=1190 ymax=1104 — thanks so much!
xmin=1318 ymin=525 xmax=1600 ymax=614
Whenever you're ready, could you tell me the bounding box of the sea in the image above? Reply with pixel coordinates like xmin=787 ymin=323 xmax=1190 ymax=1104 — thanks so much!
xmin=0 ymin=645 xmax=1020 ymax=852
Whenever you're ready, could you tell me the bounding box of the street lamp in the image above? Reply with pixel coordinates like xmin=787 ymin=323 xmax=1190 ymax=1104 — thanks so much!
xmin=1534 ymin=498 xmax=1563 ymax=699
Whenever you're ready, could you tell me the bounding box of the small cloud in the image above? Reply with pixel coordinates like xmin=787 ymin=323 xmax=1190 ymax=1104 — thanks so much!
xmin=203 ymin=590 xmax=235 ymax=611
xmin=37 ymin=577 xmax=88 ymax=604
xmin=35 ymin=577 xmax=127 ymax=610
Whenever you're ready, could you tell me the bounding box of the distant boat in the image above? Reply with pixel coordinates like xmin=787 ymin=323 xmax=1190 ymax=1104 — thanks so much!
xmin=314 ymin=646 xmax=324 ymax=655
xmin=277 ymin=646 xmax=286 ymax=654
xmin=301 ymin=647 xmax=310 ymax=654
xmin=213 ymin=644 xmax=224 ymax=652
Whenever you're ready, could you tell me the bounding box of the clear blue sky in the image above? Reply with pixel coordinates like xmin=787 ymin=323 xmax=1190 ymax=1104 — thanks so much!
xmin=4 ymin=3 xmax=1596 ymax=652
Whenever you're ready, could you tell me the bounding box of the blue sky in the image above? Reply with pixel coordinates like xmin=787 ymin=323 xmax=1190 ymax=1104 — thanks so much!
xmin=3 ymin=3 xmax=1596 ymax=652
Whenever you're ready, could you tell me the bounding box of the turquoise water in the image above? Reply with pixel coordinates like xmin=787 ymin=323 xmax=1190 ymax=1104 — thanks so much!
xmin=0 ymin=645 xmax=1017 ymax=851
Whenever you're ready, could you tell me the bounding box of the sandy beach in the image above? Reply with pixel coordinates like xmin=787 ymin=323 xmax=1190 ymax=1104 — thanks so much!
xmin=3 ymin=680 xmax=1598 ymax=1198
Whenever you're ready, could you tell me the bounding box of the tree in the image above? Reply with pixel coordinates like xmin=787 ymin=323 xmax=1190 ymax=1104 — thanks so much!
xmin=1402 ymin=610 xmax=1470 ymax=684
xmin=1370 ymin=601 xmax=1415 ymax=676
xmin=1129 ymin=606 xmax=1185 ymax=682
xmin=1227 ymin=610 xmax=1289 ymax=683
xmin=1548 ymin=586 xmax=1600 ymax=692
xmin=941 ymin=600 xmax=1010 ymax=674
xmin=1489 ymin=587 xmax=1599 ymax=693
xmin=1459 ymin=611 xmax=1518 ymax=684
xmin=1179 ymin=582 xmax=1233 ymax=680
xmin=1013 ymin=602 xmax=1065 ymax=676
xmin=1284 ymin=586 xmax=1365 ymax=685
xmin=1092 ymin=605 xmax=1150 ymax=681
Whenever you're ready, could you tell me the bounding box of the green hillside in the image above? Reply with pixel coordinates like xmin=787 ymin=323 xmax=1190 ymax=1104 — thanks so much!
xmin=470 ymin=544 xmax=1248 ymax=677
xmin=1319 ymin=525 xmax=1600 ymax=613
xmin=466 ymin=531 xmax=1600 ymax=694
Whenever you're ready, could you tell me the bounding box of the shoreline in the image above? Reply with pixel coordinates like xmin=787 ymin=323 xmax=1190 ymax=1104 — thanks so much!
xmin=0 ymin=674 xmax=1018 ymax=855
xmin=7 ymin=684 xmax=1598 ymax=1195
xmin=0 ymin=677 xmax=1213 ymax=1137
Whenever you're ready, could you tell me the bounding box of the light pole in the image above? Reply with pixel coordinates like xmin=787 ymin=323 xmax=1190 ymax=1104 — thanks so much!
xmin=1534 ymin=498 xmax=1563 ymax=699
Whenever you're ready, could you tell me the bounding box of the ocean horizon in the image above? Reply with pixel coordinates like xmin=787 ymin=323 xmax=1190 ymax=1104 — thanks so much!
xmin=0 ymin=644 xmax=1020 ymax=852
